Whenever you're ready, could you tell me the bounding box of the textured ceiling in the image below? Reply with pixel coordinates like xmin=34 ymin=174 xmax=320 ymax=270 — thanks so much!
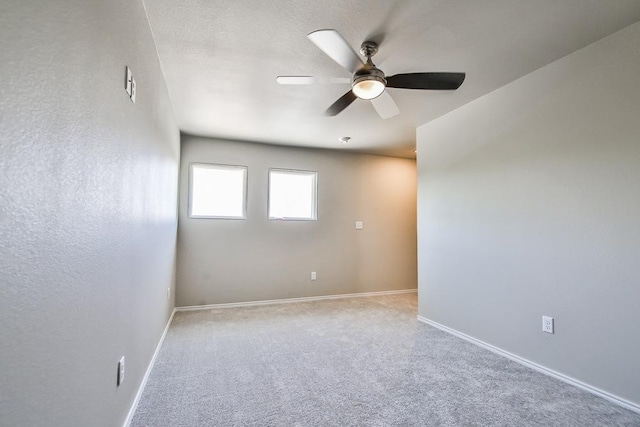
xmin=143 ymin=0 xmax=640 ymax=158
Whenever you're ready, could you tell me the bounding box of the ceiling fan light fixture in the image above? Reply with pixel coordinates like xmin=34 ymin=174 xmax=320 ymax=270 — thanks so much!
xmin=352 ymin=67 xmax=386 ymax=100
xmin=352 ymin=78 xmax=385 ymax=100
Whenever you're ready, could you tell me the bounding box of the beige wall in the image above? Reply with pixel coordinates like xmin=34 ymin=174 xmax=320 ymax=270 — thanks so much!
xmin=417 ymin=22 xmax=640 ymax=406
xmin=177 ymin=136 xmax=417 ymax=306
xmin=0 ymin=0 xmax=179 ymax=425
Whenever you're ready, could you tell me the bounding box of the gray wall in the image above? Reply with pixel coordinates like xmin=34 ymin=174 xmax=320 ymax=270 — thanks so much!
xmin=0 ymin=1 xmax=179 ymax=425
xmin=177 ymin=136 xmax=417 ymax=306
xmin=417 ymin=22 xmax=640 ymax=405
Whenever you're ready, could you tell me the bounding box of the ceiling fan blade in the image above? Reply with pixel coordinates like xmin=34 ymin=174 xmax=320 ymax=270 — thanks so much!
xmin=371 ymin=91 xmax=399 ymax=119
xmin=325 ymin=90 xmax=357 ymax=116
xmin=386 ymin=72 xmax=466 ymax=90
xmin=276 ymin=76 xmax=315 ymax=85
xmin=307 ymin=30 xmax=364 ymax=74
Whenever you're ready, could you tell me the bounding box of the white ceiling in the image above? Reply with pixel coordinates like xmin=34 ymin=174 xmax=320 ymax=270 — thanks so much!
xmin=143 ymin=0 xmax=640 ymax=158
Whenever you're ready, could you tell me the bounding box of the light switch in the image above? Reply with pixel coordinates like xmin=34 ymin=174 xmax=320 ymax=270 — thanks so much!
xmin=355 ymin=221 xmax=363 ymax=230
xmin=125 ymin=66 xmax=136 ymax=103
xmin=130 ymin=76 xmax=136 ymax=103
xmin=117 ymin=356 xmax=125 ymax=386
xmin=125 ymin=66 xmax=133 ymax=96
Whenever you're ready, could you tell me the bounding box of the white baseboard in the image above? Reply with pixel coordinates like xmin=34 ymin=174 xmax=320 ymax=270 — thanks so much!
xmin=417 ymin=316 xmax=640 ymax=414
xmin=176 ymin=288 xmax=417 ymax=312
xmin=123 ymin=308 xmax=176 ymax=427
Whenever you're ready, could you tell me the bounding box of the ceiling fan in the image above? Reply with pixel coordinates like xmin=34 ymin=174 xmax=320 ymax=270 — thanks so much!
xmin=277 ymin=29 xmax=466 ymax=119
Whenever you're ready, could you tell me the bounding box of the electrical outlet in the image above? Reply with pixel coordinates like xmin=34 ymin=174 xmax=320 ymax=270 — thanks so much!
xmin=355 ymin=221 xmax=363 ymax=230
xmin=310 ymin=271 xmax=317 ymax=281
xmin=542 ymin=316 xmax=554 ymax=334
xmin=117 ymin=356 xmax=125 ymax=386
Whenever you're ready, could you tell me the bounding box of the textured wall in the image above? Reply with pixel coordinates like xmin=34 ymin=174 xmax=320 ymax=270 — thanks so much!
xmin=0 ymin=1 xmax=179 ymax=425
xmin=177 ymin=137 xmax=417 ymax=306
xmin=417 ymin=22 xmax=640 ymax=405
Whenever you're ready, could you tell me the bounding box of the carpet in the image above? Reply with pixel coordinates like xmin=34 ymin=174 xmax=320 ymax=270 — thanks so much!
xmin=131 ymin=293 xmax=640 ymax=426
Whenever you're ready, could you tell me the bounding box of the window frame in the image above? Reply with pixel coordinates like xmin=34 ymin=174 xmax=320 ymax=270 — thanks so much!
xmin=188 ymin=162 xmax=248 ymax=220
xmin=268 ymin=168 xmax=318 ymax=221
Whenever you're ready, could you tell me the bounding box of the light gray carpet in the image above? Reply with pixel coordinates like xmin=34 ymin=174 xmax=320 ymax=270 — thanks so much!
xmin=131 ymin=294 xmax=640 ymax=426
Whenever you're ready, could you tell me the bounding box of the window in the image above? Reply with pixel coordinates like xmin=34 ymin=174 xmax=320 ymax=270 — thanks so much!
xmin=189 ymin=163 xmax=247 ymax=219
xmin=268 ymin=169 xmax=317 ymax=220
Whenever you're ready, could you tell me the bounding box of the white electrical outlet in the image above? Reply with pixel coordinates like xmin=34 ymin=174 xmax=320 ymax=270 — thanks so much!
xmin=542 ymin=316 xmax=554 ymax=334
xmin=117 ymin=356 xmax=125 ymax=386
xmin=311 ymin=271 xmax=317 ymax=281
xmin=355 ymin=221 xmax=363 ymax=230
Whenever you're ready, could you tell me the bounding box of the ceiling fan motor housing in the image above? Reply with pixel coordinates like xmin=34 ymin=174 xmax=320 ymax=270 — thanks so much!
xmin=352 ymin=41 xmax=387 ymax=100
xmin=352 ymin=66 xmax=386 ymax=100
